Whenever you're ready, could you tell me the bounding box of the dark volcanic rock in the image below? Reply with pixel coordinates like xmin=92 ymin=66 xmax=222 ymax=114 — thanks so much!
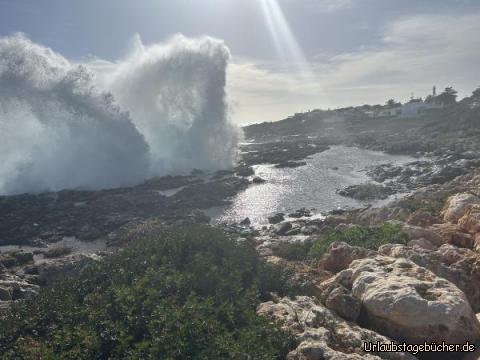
xmin=235 ymin=165 xmax=254 ymax=177
xmin=288 ymin=208 xmax=312 ymax=218
xmin=272 ymin=222 xmax=292 ymax=235
xmin=251 ymin=176 xmax=266 ymax=184
xmin=0 ymin=174 xmax=248 ymax=246
xmin=239 ymin=217 xmax=251 ymax=226
xmin=240 ymin=139 xmax=329 ymax=167
xmin=268 ymin=213 xmax=285 ymax=224
xmin=274 ymin=160 xmax=307 ymax=168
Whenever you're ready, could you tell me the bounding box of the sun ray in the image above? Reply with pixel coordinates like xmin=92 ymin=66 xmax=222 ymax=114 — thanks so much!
xmin=260 ymin=0 xmax=315 ymax=81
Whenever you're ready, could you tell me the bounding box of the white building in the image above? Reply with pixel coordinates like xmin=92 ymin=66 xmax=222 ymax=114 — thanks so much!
xmin=399 ymin=99 xmax=443 ymax=118
xmin=365 ymin=97 xmax=443 ymax=119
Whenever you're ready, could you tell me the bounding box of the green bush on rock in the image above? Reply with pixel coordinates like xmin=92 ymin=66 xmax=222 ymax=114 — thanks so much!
xmin=308 ymin=223 xmax=408 ymax=260
xmin=0 ymin=226 xmax=296 ymax=359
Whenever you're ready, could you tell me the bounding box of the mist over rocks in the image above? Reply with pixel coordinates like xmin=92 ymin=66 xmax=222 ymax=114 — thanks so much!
xmin=0 ymin=33 xmax=239 ymax=195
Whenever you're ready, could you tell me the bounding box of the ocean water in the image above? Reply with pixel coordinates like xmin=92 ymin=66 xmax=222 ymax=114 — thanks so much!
xmin=210 ymin=145 xmax=416 ymax=226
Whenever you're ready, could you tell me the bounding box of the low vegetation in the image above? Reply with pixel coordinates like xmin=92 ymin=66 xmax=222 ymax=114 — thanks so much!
xmin=398 ymin=194 xmax=450 ymax=217
xmin=273 ymin=241 xmax=312 ymax=261
xmin=308 ymin=223 xmax=408 ymax=260
xmin=0 ymin=226 xmax=296 ymax=359
xmin=272 ymin=223 xmax=407 ymax=263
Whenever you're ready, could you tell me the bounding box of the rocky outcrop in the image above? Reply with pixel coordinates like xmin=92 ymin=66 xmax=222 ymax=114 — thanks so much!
xmin=35 ymin=254 xmax=100 ymax=286
xmin=380 ymin=243 xmax=480 ymax=312
xmin=0 ymin=253 xmax=101 ymax=310
xmin=0 ymin=274 xmax=39 ymax=302
xmin=406 ymin=238 xmax=436 ymax=250
xmin=346 ymin=256 xmax=480 ymax=344
xmin=0 ymin=251 xmax=34 ymax=269
xmin=459 ymin=205 xmax=480 ymax=234
xmin=268 ymin=213 xmax=285 ymax=224
xmin=251 ymin=176 xmax=266 ymax=184
xmin=320 ymin=242 xmax=375 ymax=273
xmin=475 ymin=233 xmax=480 ymax=252
xmin=442 ymin=193 xmax=480 ymax=223
xmin=401 ymin=224 xmax=446 ymax=247
xmin=430 ymin=222 xmax=475 ymax=249
xmin=317 ymin=270 xmax=361 ymax=322
xmin=272 ymin=222 xmax=293 ymax=235
xmin=257 ymin=296 xmax=417 ymax=360
xmin=406 ymin=210 xmax=439 ymax=227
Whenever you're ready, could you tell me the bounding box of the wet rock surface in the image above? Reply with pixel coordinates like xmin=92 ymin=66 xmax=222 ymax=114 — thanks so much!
xmin=0 ymin=174 xmax=248 ymax=246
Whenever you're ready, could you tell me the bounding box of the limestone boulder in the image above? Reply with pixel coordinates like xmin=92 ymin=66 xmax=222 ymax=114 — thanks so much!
xmin=401 ymin=224 xmax=445 ymax=247
xmin=459 ymin=205 xmax=480 ymax=234
xmin=317 ymin=271 xmax=361 ymax=322
xmin=430 ymin=222 xmax=474 ymax=249
xmin=406 ymin=210 xmax=439 ymax=227
xmin=475 ymin=234 xmax=480 ymax=253
xmin=257 ymin=296 xmax=417 ymax=360
xmin=380 ymin=243 xmax=480 ymax=312
xmin=442 ymin=193 xmax=480 ymax=223
xmin=320 ymin=241 xmax=375 ymax=273
xmin=348 ymin=255 xmax=480 ymax=344
xmin=407 ymin=238 xmax=436 ymax=250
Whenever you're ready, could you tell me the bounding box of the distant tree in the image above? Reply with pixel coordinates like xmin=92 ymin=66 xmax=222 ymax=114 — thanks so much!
xmin=386 ymin=99 xmax=401 ymax=108
xmin=437 ymin=87 xmax=458 ymax=105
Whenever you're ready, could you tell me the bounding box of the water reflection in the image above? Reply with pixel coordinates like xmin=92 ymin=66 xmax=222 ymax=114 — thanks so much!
xmin=211 ymin=146 xmax=416 ymax=226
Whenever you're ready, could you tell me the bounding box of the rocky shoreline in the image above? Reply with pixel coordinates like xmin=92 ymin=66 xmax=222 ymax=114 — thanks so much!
xmin=213 ymin=166 xmax=480 ymax=359
xmin=1 ymin=102 xmax=480 ymax=358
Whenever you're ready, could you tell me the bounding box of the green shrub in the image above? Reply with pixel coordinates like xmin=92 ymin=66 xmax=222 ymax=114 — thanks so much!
xmin=398 ymin=197 xmax=446 ymax=217
xmin=308 ymin=223 xmax=407 ymax=260
xmin=273 ymin=241 xmax=311 ymax=261
xmin=0 ymin=226 xmax=296 ymax=359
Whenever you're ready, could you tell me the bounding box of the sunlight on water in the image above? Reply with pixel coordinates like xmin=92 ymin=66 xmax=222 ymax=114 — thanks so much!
xmin=211 ymin=146 xmax=416 ymax=226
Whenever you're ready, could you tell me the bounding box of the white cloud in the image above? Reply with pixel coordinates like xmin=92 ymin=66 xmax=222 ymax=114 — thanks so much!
xmin=228 ymin=12 xmax=480 ymax=124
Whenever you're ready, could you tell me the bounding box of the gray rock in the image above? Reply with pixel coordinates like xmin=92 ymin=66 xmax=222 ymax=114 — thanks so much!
xmin=239 ymin=217 xmax=251 ymax=226
xmin=273 ymin=222 xmax=292 ymax=235
xmin=0 ymin=286 xmax=12 ymax=301
xmin=324 ymin=286 xmax=361 ymax=322
xmin=285 ymin=227 xmax=301 ymax=236
xmin=268 ymin=213 xmax=285 ymax=224
xmin=257 ymin=296 xmax=417 ymax=360
xmin=252 ymin=176 xmax=266 ymax=184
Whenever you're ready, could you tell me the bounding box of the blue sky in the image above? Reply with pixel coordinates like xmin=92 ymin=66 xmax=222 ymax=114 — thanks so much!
xmin=1 ymin=0 xmax=480 ymax=124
